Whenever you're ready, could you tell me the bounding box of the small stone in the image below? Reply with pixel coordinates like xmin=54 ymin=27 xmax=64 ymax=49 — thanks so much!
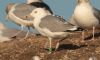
xmin=32 ymin=56 xmax=40 ymax=60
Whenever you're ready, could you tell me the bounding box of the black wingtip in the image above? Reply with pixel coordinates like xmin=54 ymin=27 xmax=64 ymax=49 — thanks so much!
xmin=75 ymin=27 xmax=86 ymax=31
xmin=65 ymin=27 xmax=87 ymax=32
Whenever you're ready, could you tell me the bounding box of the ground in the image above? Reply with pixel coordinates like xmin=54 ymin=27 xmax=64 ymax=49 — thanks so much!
xmin=0 ymin=30 xmax=100 ymax=60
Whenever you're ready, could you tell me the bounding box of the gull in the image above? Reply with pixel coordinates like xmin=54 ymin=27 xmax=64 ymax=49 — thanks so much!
xmin=27 ymin=0 xmax=53 ymax=14
xmin=0 ymin=22 xmax=10 ymax=42
xmin=30 ymin=8 xmax=84 ymax=53
xmin=7 ymin=4 xmax=36 ymax=39
xmin=69 ymin=0 xmax=100 ymax=40
xmin=0 ymin=22 xmax=32 ymax=42
xmin=6 ymin=0 xmax=53 ymax=38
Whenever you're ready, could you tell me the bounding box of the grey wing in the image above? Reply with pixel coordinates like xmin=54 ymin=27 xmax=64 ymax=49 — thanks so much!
xmin=13 ymin=3 xmax=36 ymax=20
xmin=40 ymin=15 xmax=71 ymax=32
xmin=93 ymin=8 xmax=100 ymax=23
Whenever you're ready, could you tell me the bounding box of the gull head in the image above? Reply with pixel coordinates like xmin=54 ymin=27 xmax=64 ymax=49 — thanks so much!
xmin=30 ymin=8 xmax=50 ymax=19
xmin=76 ymin=0 xmax=90 ymax=4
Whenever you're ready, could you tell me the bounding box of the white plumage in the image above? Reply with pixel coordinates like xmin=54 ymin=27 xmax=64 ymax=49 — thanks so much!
xmin=30 ymin=8 xmax=84 ymax=53
xmin=69 ymin=0 xmax=100 ymax=40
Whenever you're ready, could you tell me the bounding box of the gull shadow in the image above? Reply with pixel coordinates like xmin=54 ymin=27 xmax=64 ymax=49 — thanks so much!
xmin=57 ymin=44 xmax=87 ymax=51
xmin=84 ymin=32 xmax=100 ymax=40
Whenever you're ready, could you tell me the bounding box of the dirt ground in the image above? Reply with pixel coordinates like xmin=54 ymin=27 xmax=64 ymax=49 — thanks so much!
xmin=0 ymin=29 xmax=100 ymax=60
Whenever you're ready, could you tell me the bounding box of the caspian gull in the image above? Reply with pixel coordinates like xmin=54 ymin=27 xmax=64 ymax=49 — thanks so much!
xmin=70 ymin=0 xmax=100 ymax=40
xmin=6 ymin=0 xmax=53 ymax=38
xmin=7 ymin=4 xmax=36 ymax=39
xmin=30 ymin=8 xmax=84 ymax=53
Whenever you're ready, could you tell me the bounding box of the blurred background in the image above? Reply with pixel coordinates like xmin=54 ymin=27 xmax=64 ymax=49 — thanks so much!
xmin=0 ymin=0 xmax=100 ymax=29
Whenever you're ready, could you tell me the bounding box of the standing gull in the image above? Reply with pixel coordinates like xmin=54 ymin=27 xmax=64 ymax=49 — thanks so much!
xmin=6 ymin=0 xmax=53 ymax=38
xmin=0 ymin=22 xmax=32 ymax=42
xmin=30 ymin=8 xmax=84 ymax=53
xmin=69 ymin=0 xmax=100 ymax=40
xmin=7 ymin=4 xmax=36 ymax=39
xmin=0 ymin=22 xmax=10 ymax=42
xmin=27 ymin=0 xmax=53 ymax=14
xmin=6 ymin=0 xmax=53 ymax=19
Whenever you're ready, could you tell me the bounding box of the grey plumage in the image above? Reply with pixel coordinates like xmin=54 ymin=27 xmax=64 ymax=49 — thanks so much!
xmin=93 ymin=8 xmax=100 ymax=24
xmin=30 ymin=8 xmax=84 ymax=53
xmin=6 ymin=0 xmax=53 ymax=38
xmin=6 ymin=0 xmax=53 ymax=20
xmin=40 ymin=15 xmax=77 ymax=32
xmin=6 ymin=3 xmax=36 ymax=20
xmin=13 ymin=3 xmax=36 ymax=20
xmin=6 ymin=4 xmax=36 ymax=39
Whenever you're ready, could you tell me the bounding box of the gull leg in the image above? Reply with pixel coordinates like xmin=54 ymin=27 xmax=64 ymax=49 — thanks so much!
xmin=48 ymin=38 xmax=52 ymax=54
xmin=55 ymin=37 xmax=67 ymax=51
xmin=11 ymin=25 xmax=24 ymax=38
xmin=24 ymin=27 xmax=30 ymax=39
xmin=55 ymin=37 xmax=68 ymax=51
xmin=55 ymin=41 xmax=60 ymax=51
xmin=81 ymin=31 xmax=85 ymax=42
xmin=92 ymin=26 xmax=95 ymax=40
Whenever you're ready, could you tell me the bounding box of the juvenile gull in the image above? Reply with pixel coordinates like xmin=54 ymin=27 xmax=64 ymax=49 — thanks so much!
xmin=6 ymin=0 xmax=53 ymax=38
xmin=30 ymin=8 xmax=84 ymax=53
xmin=69 ymin=0 xmax=100 ymax=40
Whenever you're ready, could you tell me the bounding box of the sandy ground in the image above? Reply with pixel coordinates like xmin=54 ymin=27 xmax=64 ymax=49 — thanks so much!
xmin=0 ymin=29 xmax=100 ymax=60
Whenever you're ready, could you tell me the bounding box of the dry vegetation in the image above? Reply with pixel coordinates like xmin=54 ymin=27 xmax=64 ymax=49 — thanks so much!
xmin=0 ymin=29 xmax=100 ymax=60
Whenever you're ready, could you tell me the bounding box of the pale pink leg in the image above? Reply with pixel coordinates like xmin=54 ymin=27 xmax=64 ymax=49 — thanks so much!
xmin=92 ymin=26 xmax=95 ymax=40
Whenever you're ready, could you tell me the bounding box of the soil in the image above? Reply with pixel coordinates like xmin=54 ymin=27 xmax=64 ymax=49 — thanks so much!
xmin=0 ymin=29 xmax=100 ymax=60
